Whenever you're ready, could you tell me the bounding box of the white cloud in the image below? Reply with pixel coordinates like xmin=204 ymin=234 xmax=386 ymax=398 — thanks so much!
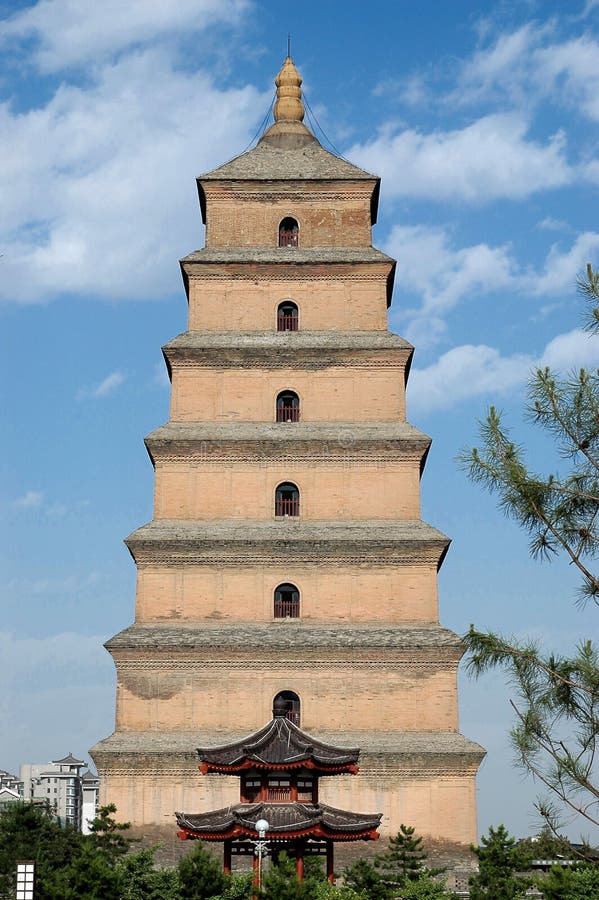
xmin=13 ymin=490 xmax=44 ymax=508
xmin=409 ymin=344 xmax=532 ymax=416
xmin=386 ymin=224 xmax=599 ymax=348
xmin=77 ymin=370 xmax=125 ymax=399
xmin=409 ymin=328 xmax=599 ymax=417
xmin=386 ymin=224 xmax=514 ymax=345
xmin=0 ymin=46 xmax=267 ymax=305
xmin=348 ymin=113 xmax=573 ymax=203
xmin=539 ymin=327 xmax=599 ymax=370
xmin=0 ymin=0 xmax=250 ymax=72
xmin=537 ymin=217 xmax=571 ymax=232
xmin=522 ymin=231 xmax=599 ymax=297
xmin=454 ymin=23 xmax=599 ymax=123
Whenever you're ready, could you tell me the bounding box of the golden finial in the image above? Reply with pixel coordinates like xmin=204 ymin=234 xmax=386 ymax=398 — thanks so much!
xmin=274 ymin=55 xmax=304 ymax=123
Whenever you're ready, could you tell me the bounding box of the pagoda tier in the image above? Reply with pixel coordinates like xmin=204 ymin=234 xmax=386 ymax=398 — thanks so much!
xmin=197 ymin=716 xmax=359 ymax=774
xmin=176 ymin=802 xmax=380 ymax=842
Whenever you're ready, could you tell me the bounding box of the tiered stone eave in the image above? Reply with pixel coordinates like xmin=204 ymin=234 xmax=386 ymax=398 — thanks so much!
xmin=104 ymin=622 xmax=464 ymax=653
xmin=91 ymin=731 xmax=485 ymax=777
xmin=124 ymin=518 xmax=450 ymax=568
xmin=179 ymin=249 xmax=396 ymax=307
xmin=144 ymin=421 xmax=432 ymax=469
xmin=162 ymin=329 xmax=413 ymax=381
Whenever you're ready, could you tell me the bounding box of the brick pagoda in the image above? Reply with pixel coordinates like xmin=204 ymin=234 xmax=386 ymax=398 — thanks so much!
xmin=91 ymin=56 xmax=484 ymax=849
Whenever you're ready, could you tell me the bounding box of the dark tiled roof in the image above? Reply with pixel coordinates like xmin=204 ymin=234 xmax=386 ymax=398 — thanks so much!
xmin=198 ymin=717 xmax=359 ymax=771
xmin=198 ymin=138 xmax=376 ymax=183
xmin=52 ymin=753 xmax=84 ymax=765
xmin=176 ymin=801 xmax=381 ymax=839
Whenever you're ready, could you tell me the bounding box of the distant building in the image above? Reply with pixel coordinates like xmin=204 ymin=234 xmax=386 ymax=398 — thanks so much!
xmin=80 ymin=769 xmax=100 ymax=834
xmin=0 ymin=769 xmax=23 ymax=808
xmin=20 ymin=753 xmax=98 ymax=830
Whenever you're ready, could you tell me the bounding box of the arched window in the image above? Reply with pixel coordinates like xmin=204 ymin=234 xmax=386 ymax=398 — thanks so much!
xmin=276 ymin=390 xmax=300 ymax=423
xmin=274 ymin=583 xmax=300 ymax=618
xmin=275 ymin=482 xmax=300 ymax=517
xmin=279 ymin=217 xmax=299 ymax=247
xmin=277 ymin=301 xmax=298 ymax=332
xmin=273 ymin=690 xmax=301 ymax=726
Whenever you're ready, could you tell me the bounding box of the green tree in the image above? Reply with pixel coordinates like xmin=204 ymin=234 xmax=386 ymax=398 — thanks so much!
xmin=343 ymin=856 xmax=390 ymax=899
xmin=375 ymin=824 xmax=429 ymax=887
xmin=48 ymin=839 xmax=121 ymax=900
xmin=538 ymin=862 xmax=599 ymax=899
xmin=178 ymin=841 xmax=228 ymax=899
xmin=259 ymin=851 xmax=325 ymax=899
xmin=88 ymin=803 xmax=135 ymax=862
xmin=397 ymin=874 xmax=457 ymax=899
xmin=468 ymin=825 xmax=532 ymax=900
xmin=0 ymin=802 xmax=83 ymax=900
xmin=117 ymin=846 xmax=181 ymax=900
xmin=459 ymin=264 xmax=599 ymax=836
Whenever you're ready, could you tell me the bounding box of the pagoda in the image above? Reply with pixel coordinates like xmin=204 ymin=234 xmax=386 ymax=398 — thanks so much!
xmin=91 ymin=56 xmax=484 ymax=851
xmin=176 ymin=699 xmax=381 ymax=881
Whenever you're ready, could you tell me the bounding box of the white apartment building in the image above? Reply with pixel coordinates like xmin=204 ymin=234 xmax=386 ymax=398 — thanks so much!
xmin=20 ymin=753 xmax=98 ymax=831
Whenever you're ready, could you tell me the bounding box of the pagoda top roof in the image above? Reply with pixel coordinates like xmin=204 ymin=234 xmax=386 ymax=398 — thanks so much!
xmin=196 ymin=56 xmax=380 ymax=222
xmin=197 ymin=716 xmax=359 ymax=774
xmin=176 ymin=801 xmax=381 ymax=842
xmin=199 ymin=137 xmax=377 ymax=184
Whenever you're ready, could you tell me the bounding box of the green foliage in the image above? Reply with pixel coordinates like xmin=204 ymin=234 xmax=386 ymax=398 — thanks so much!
xmin=343 ymin=857 xmax=390 ymax=899
xmin=118 ymin=847 xmax=181 ymax=899
xmin=213 ymin=872 xmax=254 ymax=899
xmin=88 ymin=803 xmax=135 ymax=862
xmin=468 ymin=825 xmax=532 ymax=900
xmin=309 ymin=880 xmax=366 ymax=899
xmin=48 ymin=839 xmax=121 ymax=899
xmin=178 ymin=841 xmax=228 ymax=899
xmin=460 ymin=264 xmax=599 ymax=836
xmin=396 ymin=873 xmax=457 ymax=898
xmin=375 ymin=824 xmax=429 ymax=886
xmin=538 ymin=862 xmax=599 ymax=899
xmin=259 ymin=851 xmax=324 ymax=899
xmin=516 ymin=826 xmax=579 ymax=862
xmin=0 ymin=802 xmax=84 ymax=900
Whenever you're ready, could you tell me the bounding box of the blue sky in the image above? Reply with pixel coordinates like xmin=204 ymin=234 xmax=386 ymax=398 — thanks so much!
xmin=1 ymin=0 xmax=598 ymax=842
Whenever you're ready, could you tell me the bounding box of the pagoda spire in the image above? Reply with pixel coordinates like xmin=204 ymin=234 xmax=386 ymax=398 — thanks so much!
xmin=274 ymin=55 xmax=304 ymax=123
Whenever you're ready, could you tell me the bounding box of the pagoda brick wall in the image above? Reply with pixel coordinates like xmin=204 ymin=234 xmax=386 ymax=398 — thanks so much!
xmin=187 ymin=279 xmax=388 ymax=331
xmin=203 ymin=181 xmax=372 ymax=248
xmin=134 ymin=565 xmax=439 ymax=623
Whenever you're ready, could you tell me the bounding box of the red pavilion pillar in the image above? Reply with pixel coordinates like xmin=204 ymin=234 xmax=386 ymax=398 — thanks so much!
xmin=223 ymin=840 xmax=232 ymax=875
xmin=326 ymin=841 xmax=335 ymax=883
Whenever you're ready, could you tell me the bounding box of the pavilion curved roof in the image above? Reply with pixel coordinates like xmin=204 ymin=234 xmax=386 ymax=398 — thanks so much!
xmin=197 ymin=716 xmax=359 ymax=774
xmin=176 ymin=801 xmax=381 ymax=842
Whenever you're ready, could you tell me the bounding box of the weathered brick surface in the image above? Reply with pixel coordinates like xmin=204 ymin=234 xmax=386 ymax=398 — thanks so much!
xmin=153 ymin=461 xmax=420 ymax=520
xmin=187 ymin=277 xmax=388 ymax=331
xmin=169 ymin=366 xmax=406 ymax=422
xmin=135 ymin=563 xmax=439 ymax=624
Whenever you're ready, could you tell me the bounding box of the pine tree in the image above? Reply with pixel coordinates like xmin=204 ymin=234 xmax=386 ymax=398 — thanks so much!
xmin=460 ymin=264 xmax=599 ymax=836
xmin=376 ymin=824 xmax=428 ymax=887
xmin=178 ymin=841 xmax=228 ymax=899
xmin=468 ymin=825 xmax=531 ymax=900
